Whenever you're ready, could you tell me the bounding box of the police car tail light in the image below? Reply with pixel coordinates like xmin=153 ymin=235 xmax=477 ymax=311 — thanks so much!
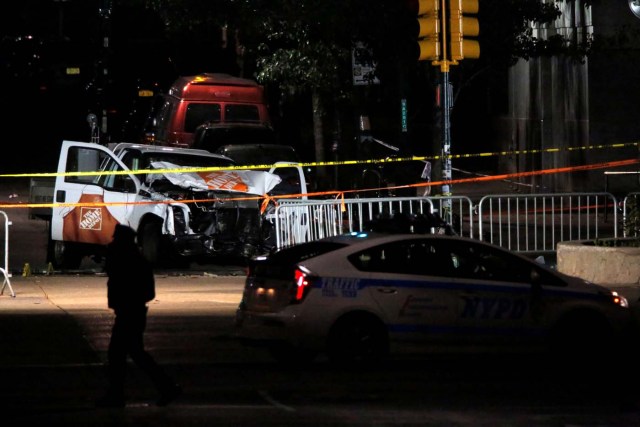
xmin=609 ymin=291 xmax=629 ymax=308
xmin=292 ymin=267 xmax=314 ymax=303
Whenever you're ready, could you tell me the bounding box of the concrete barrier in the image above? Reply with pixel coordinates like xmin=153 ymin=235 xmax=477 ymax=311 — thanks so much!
xmin=557 ymin=239 xmax=640 ymax=287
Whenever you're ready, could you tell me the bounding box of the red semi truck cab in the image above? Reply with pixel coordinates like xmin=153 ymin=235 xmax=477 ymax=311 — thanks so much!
xmin=146 ymin=73 xmax=272 ymax=148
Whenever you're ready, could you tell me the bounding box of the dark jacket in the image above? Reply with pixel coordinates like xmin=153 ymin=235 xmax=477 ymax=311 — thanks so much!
xmin=105 ymin=225 xmax=155 ymax=311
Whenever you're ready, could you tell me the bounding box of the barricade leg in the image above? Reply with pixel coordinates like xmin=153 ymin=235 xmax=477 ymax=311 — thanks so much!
xmin=0 ymin=267 xmax=14 ymax=298
xmin=0 ymin=211 xmax=14 ymax=297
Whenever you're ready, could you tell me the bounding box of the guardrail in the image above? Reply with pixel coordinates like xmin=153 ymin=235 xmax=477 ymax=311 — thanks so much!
xmin=271 ymin=192 xmax=624 ymax=254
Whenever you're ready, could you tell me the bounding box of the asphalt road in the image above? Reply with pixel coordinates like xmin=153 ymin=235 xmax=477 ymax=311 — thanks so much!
xmin=2 ymin=275 xmax=640 ymax=426
xmin=3 ymin=177 xmax=640 ymax=425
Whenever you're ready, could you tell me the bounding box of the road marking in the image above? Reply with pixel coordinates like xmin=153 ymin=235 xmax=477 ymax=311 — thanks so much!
xmin=258 ymin=390 xmax=295 ymax=412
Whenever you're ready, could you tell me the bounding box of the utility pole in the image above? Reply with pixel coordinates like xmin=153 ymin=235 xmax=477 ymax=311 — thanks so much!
xmin=414 ymin=0 xmax=480 ymax=209
xmin=96 ymin=0 xmax=112 ymax=144
xmin=53 ymin=0 xmax=68 ymax=38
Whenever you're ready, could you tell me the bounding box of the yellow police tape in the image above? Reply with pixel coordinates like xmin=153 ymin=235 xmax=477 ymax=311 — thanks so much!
xmin=0 ymin=140 xmax=638 ymax=180
xmin=0 ymin=158 xmax=637 ymax=210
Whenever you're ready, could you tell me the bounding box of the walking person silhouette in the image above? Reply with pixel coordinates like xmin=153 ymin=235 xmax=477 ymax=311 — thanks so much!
xmin=96 ymin=224 xmax=181 ymax=408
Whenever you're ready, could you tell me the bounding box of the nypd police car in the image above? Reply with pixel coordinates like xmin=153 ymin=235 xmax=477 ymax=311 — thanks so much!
xmin=235 ymin=232 xmax=636 ymax=364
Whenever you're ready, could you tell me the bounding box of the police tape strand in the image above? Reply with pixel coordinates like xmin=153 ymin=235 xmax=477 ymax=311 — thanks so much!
xmin=0 ymin=158 xmax=637 ymax=210
xmin=0 ymin=140 xmax=638 ymax=180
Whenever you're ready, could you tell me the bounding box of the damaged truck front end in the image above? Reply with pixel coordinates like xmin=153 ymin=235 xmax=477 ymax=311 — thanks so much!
xmin=50 ymin=141 xmax=282 ymax=269
xmin=140 ymin=161 xmax=282 ymax=265
xmin=164 ymin=189 xmax=266 ymax=262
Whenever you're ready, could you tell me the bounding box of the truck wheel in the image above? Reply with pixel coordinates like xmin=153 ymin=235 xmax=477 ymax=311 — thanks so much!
xmin=140 ymin=221 xmax=161 ymax=265
xmin=50 ymin=241 xmax=82 ymax=270
xmin=140 ymin=221 xmax=165 ymax=266
xmin=140 ymin=221 xmax=188 ymax=268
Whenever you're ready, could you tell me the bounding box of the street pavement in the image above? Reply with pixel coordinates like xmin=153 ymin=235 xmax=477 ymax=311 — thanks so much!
xmin=0 ymin=273 xmax=246 ymax=359
xmin=0 ymin=273 xmax=248 ymax=426
xmin=4 ymin=272 xmax=640 ymax=427
xmin=3 ymin=173 xmax=640 ymax=425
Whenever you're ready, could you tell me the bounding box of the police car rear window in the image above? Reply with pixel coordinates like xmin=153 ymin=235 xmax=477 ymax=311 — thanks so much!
xmin=251 ymin=241 xmax=347 ymax=279
xmin=274 ymin=241 xmax=346 ymax=261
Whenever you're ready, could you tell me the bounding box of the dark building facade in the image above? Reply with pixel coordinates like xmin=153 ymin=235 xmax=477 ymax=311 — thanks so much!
xmin=504 ymin=0 xmax=640 ymax=193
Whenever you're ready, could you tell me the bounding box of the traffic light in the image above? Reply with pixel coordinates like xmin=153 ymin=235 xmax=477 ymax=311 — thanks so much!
xmin=416 ymin=0 xmax=441 ymax=62
xmin=449 ymin=0 xmax=480 ymax=61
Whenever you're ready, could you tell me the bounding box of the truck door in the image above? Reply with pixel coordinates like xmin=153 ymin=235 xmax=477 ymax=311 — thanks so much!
xmin=51 ymin=141 xmax=140 ymax=246
xmin=268 ymin=162 xmax=308 ymax=199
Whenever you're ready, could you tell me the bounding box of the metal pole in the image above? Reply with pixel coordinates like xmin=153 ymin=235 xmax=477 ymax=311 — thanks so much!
xmin=442 ymin=72 xmax=452 ymax=200
xmin=97 ymin=0 xmax=112 ymax=145
xmin=438 ymin=0 xmax=452 ymax=212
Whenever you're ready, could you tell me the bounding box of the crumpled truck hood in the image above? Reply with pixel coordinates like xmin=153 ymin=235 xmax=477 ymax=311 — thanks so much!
xmin=150 ymin=161 xmax=282 ymax=195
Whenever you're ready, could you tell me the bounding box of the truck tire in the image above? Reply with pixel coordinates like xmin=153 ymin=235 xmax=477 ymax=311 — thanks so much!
xmin=49 ymin=240 xmax=83 ymax=270
xmin=140 ymin=221 xmax=164 ymax=266
xmin=139 ymin=220 xmax=189 ymax=268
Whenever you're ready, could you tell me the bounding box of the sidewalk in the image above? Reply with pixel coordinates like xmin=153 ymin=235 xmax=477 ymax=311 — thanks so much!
xmin=0 ymin=273 xmax=247 ymax=425
xmin=0 ymin=274 xmax=245 ymax=367
xmin=0 ymin=275 xmax=115 ymax=369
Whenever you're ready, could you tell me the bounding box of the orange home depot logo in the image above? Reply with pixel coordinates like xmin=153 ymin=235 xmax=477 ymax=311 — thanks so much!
xmin=199 ymin=171 xmax=249 ymax=193
xmin=62 ymin=194 xmax=120 ymax=245
xmin=79 ymin=207 xmax=102 ymax=230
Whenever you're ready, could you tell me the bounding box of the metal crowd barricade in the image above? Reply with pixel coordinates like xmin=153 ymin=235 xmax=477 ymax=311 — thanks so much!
xmin=426 ymin=195 xmax=475 ymax=238
xmin=270 ymin=192 xmax=620 ymax=254
xmin=0 ymin=210 xmax=14 ymax=297
xmin=271 ymin=195 xmax=475 ymax=249
xmin=477 ymin=192 xmax=618 ymax=254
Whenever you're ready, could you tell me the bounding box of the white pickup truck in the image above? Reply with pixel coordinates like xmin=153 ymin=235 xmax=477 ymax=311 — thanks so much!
xmin=31 ymin=140 xmax=308 ymax=269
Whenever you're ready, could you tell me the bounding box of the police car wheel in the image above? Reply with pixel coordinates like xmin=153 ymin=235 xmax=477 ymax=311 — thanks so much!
xmin=327 ymin=313 xmax=389 ymax=365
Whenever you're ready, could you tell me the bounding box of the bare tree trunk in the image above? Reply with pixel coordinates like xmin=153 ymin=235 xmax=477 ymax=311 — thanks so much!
xmin=312 ymin=89 xmax=327 ymax=187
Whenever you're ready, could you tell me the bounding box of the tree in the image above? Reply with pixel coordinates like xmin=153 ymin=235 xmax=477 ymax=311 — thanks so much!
xmin=141 ymin=0 xmax=593 ymax=188
xmin=235 ymin=0 xmax=356 ymax=186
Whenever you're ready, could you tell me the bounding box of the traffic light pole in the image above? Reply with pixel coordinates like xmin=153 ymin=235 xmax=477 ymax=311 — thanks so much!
xmin=438 ymin=0 xmax=452 ymax=211
xmin=441 ymin=69 xmax=452 ymax=201
xmin=416 ymin=0 xmax=479 ymax=211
